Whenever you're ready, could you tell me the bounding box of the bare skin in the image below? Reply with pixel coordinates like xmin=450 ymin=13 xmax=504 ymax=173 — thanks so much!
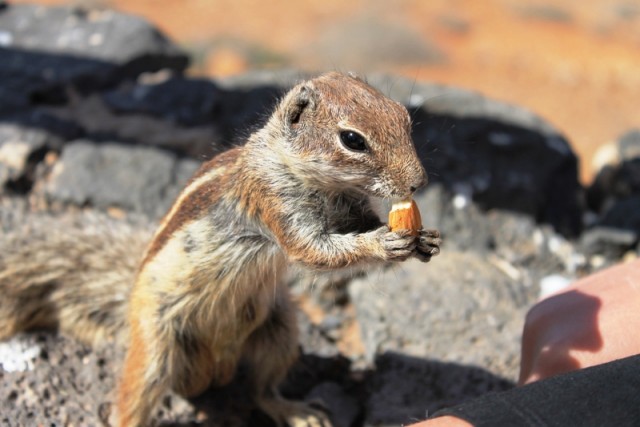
xmin=410 ymin=416 xmax=472 ymax=427
xmin=409 ymin=259 xmax=640 ymax=426
xmin=519 ymin=258 xmax=640 ymax=384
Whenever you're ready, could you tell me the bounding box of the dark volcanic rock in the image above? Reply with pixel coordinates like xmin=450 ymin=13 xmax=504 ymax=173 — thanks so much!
xmin=598 ymin=195 xmax=640 ymax=235
xmin=1 ymin=109 xmax=85 ymax=143
xmin=103 ymin=76 xmax=222 ymax=126
xmin=0 ymin=4 xmax=188 ymax=113
xmin=587 ymin=129 xmax=640 ymax=213
xmin=101 ymin=72 xmax=284 ymax=148
xmin=585 ymin=130 xmax=640 ymax=257
xmin=43 ymin=141 xmax=200 ymax=218
xmin=415 ymin=94 xmax=581 ymax=237
xmin=587 ymin=159 xmax=640 ymax=213
xmin=39 ymin=92 xmax=225 ymax=158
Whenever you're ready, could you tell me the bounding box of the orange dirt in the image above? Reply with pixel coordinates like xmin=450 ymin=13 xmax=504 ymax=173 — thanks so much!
xmin=20 ymin=0 xmax=640 ymax=183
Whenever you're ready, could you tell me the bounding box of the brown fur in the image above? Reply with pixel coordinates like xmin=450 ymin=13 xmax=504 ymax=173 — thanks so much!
xmin=0 ymin=72 xmax=441 ymax=426
xmin=0 ymin=211 xmax=151 ymax=346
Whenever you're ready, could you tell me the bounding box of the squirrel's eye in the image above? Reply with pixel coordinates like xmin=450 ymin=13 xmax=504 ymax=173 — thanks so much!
xmin=339 ymin=130 xmax=368 ymax=152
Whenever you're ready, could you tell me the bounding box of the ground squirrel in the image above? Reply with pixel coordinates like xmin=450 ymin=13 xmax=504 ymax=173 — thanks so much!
xmin=0 ymin=72 xmax=441 ymax=426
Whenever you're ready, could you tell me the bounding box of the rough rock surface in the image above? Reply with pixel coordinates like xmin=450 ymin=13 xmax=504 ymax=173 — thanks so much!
xmin=0 ymin=333 xmax=120 ymax=427
xmin=41 ymin=140 xmax=200 ymax=218
xmin=0 ymin=4 xmax=638 ymax=427
xmin=350 ymin=252 xmax=536 ymax=374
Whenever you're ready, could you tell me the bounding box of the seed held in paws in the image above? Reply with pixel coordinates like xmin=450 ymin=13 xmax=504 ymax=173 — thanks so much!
xmin=388 ymin=199 xmax=422 ymax=236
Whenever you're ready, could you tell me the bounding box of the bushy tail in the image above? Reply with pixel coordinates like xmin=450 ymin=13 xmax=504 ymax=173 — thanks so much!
xmin=0 ymin=209 xmax=153 ymax=346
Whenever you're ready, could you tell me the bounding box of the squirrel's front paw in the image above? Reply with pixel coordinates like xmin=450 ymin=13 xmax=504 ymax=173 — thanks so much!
xmin=414 ymin=228 xmax=441 ymax=262
xmin=377 ymin=226 xmax=416 ymax=262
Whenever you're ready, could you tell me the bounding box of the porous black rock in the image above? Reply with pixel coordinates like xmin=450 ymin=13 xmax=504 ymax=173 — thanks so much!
xmin=103 ymin=77 xmax=222 ymax=127
xmin=101 ymin=72 xmax=285 ymax=147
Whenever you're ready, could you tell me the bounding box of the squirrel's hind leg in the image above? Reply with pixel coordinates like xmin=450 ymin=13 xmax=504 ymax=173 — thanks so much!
xmin=116 ymin=314 xmax=237 ymax=426
xmin=242 ymin=286 xmax=333 ymax=427
xmin=117 ymin=318 xmax=169 ymax=427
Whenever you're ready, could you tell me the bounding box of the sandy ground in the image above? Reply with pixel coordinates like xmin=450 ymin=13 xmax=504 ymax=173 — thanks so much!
xmin=14 ymin=0 xmax=640 ymax=183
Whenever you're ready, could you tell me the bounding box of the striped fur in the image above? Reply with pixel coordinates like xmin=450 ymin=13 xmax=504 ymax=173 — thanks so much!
xmin=0 ymin=211 xmax=152 ymax=345
xmin=0 ymin=72 xmax=440 ymax=426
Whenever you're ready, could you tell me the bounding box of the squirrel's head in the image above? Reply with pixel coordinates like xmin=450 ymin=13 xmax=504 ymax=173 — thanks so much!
xmin=269 ymin=72 xmax=426 ymax=200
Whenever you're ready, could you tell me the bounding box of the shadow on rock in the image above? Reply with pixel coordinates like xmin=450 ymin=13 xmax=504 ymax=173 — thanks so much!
xmin=164 ymin=352 xmax=514 ymax=427
xmin=363 ymin=352 xmax=514 ymax=426
xmin=160 ymin=353 xmax=353 ymax=427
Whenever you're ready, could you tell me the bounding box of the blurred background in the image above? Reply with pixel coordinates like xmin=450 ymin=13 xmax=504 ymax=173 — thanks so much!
xmin=14 ymin=0 xmax=640 ymax=183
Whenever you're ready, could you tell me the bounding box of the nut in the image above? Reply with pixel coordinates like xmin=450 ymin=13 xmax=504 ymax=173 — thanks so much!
xmin=388 ymin=199 xmax=422 ymax=236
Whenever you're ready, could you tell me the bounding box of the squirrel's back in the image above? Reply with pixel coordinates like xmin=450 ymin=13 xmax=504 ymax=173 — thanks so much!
xmin=0 ymin=209 xmax=153 ymax=345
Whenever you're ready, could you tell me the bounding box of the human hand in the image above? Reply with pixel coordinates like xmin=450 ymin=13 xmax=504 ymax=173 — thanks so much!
xmin=519 ymin=259 xmax=640 ymax=384
xmin=407 ymin=415 xmax=472 ymax=427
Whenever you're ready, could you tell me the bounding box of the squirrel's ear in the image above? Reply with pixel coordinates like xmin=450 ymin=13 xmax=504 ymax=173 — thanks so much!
xmin=286 ymin=84 xmax=316 ymax=127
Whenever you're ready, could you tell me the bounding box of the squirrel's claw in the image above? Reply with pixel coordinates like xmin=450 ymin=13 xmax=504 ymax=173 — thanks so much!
xmin=414 ymin=228 xmax=442 ymax=263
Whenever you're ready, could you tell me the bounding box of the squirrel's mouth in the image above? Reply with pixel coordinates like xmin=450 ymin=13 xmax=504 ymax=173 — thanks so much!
xmin=363 ymin=182 xmax=413 ymax=200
